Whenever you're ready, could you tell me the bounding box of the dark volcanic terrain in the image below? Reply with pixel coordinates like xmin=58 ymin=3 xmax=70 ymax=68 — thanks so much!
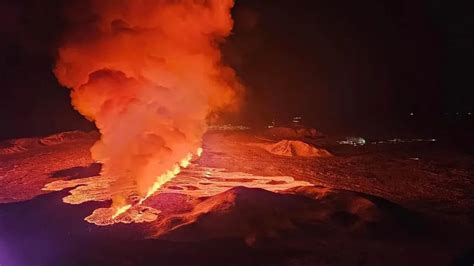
xmin=0 ymin=130 xmax=473 ymax=266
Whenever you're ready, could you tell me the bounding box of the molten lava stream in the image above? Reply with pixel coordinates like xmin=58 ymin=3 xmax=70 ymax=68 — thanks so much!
xmin=112 ymin=148 xmax=203 ymax=219
xmin=112 ymin=204 xmax=132 ymax=219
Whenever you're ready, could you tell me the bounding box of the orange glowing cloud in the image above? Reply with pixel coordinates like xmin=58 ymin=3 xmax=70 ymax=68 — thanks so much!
xmin=54 ymin=0 xmax=243 ymax=211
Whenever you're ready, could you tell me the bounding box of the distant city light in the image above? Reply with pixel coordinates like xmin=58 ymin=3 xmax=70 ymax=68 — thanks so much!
xmin=292 ymin=116 xmax=302 ymax=123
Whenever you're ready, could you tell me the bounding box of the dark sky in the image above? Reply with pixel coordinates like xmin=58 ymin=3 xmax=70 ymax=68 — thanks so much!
xmin=0 ymin=0 xmax=472 ymax=139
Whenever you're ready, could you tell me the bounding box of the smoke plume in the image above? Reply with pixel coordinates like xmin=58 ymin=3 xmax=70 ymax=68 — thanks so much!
xmin=54 ymin=0 xmax=243 ymax=209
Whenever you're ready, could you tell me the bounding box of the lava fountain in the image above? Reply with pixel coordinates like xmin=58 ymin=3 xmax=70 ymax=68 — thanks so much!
xmin=53 ymin=0 xmax=243 ymax=218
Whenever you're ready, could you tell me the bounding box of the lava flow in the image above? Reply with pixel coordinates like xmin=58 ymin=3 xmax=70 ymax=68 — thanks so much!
xmin=53 ymin=0 xmax=243 ymax=220
xmin=112 ymin=148 xmax=200 ymax=219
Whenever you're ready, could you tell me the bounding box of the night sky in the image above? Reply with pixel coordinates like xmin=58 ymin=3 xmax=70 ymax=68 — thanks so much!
xmin=0 ymin=0 xmax=472 ymax=139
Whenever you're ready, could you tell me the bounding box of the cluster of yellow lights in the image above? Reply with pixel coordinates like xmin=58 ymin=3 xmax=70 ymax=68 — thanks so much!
xmin=112 ymin=147 xmax=203 ymax=219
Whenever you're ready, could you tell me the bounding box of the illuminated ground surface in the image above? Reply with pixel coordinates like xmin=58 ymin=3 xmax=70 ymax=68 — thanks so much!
xmin=0 ymin=130 xmax=473 ymax=265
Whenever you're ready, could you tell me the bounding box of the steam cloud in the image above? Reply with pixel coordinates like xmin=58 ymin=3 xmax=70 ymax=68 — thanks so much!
xmin=54 ymin=0 xmax=243 ymax=208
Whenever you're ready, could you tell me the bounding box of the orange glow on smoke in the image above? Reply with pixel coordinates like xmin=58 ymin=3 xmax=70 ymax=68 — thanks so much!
xmin=54 ymin=0 xmax=243 ymax=216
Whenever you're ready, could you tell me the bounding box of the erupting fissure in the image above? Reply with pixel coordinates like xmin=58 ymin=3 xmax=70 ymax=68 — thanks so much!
xmin=113 ymin=147 xmax=201 ymax=219
xmin=54 ymin=0 xmax=242 ymax=219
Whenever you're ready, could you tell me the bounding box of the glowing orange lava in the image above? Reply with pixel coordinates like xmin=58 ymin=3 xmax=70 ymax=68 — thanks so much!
xmin=113 ymin=148 xmax=202 ymax=218
xmin=112 ymin=204 xmax=132 ymax=219
xmin=197 ymin=147 xmax=203 ymax=157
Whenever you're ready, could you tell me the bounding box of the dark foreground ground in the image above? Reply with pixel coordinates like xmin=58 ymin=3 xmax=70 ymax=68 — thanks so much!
xmin=0 ymin=130 xmax=473 ymax=266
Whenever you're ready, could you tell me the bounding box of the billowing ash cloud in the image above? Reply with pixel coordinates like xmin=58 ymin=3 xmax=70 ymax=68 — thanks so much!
xmin=54 ymin=0 xmax=243 ymax=209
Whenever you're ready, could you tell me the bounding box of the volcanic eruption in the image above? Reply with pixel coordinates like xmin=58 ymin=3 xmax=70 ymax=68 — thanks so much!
xmin=53 ymin=0 xmax=243 ymax=217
